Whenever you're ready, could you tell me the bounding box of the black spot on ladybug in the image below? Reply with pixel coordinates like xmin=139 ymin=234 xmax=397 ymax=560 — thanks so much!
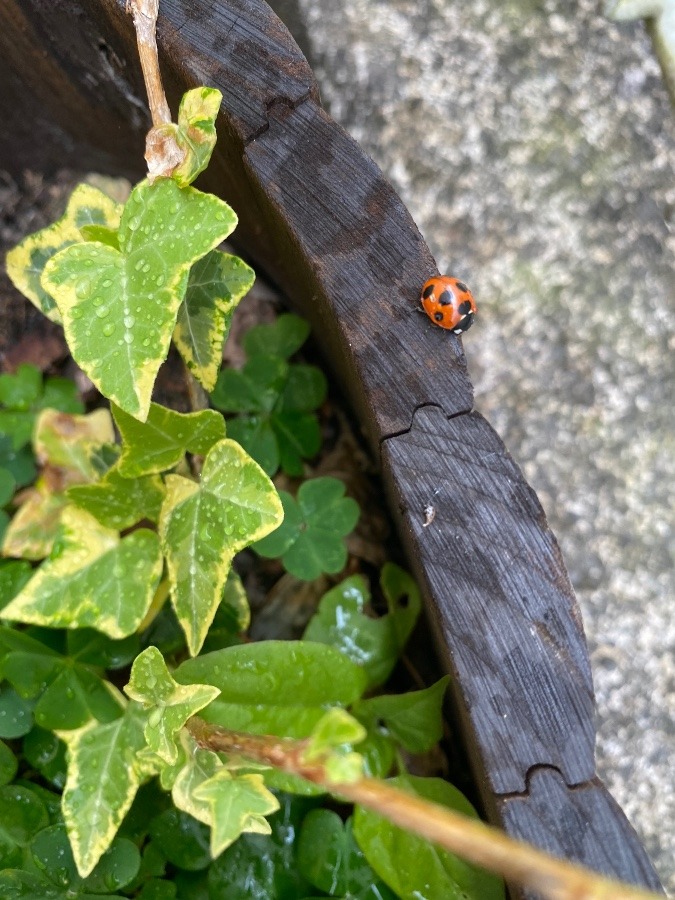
xmin=434 ymin=311 xmax=444 ymax=322
xmin=455 ymin=281 xmax=468 ymax=292
xmin=422 ymin=284 xmax=435 ymax=299
xmin=438 ymin=290 xmax=453 ymax=305
xmin=458 ymin=300 xmax=473 ymax=315
xmin=455 ymin=312 xmax=474 ymax=332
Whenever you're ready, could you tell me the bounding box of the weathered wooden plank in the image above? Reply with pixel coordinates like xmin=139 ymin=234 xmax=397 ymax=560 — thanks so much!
xmin=498 ymin=768 xmax=665 ymax=895
xmin=242 ymin=100 xmax=474 ymax=445
xmin=380 ymin=405 xmax=597 ymax=794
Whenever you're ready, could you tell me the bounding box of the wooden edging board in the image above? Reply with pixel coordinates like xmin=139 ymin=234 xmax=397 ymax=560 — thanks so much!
xmin=0 ymin=0 xmax=664 ymax=893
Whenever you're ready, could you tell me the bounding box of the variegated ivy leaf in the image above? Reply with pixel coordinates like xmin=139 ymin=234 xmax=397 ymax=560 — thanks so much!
xmin=162 ymin=87 xmax=222 ymax=187
xmin=41 ymin=178 xmax=237 ymax=421
xmin=113 ymin=402 xmax=226 ymax=477
xmin=124 ymin=647 xmax=220 ymax=764
xmin=174 ymin=250 xmax=255 ymax=391
xmin=1 ymin=506 xmax=162 ymax=638
xmin=6 ymin=184 xmax=122 ymax=322
xmin=170 ymin=735 xmax=223 ymax=821
xmin=34 ymin=408 xmax=115 ymax=483
xmin=67 ymin=463 xmax=165 ymax=530
xmin=160 ymin=439 xmax=283 ymax=655
xmin=58 ymin=703 xmax=152 ymax=877
xmin=193 ymin=769 xmax=280 ymax=857
xmin=1 ymin=488 xmax=67 ymax=560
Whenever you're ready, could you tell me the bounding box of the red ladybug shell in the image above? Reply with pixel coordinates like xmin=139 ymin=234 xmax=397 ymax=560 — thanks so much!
xmin=420 ymin=276 xmax=476 ymax=333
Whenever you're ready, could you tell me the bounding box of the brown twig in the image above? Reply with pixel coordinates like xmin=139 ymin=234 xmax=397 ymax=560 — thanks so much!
xmin=126 ymin=0 xmax=185 ymax=178
xmin=187 ymin=718 xmax=661 ymax=900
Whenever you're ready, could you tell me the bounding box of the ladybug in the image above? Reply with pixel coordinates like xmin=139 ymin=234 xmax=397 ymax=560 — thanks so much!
xmin=420 ymin=276 xmax=476 ymax=334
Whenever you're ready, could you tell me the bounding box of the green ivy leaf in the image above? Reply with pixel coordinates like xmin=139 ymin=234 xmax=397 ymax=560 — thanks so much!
xmin=1 ymin=506 xmax=162 ymax=638
xmin=303 ymin=565 xmax=421 ymax=688
xmin=0 ymin=785 xmax=49 ymax=868
xmin=297 ymin=810 xmax=397 ymax=899
xmin=353 ymin=677 xmax=449 ymax=753
xmin=41 ymin=179 xmax=237 ymax=420
xmin=242 ymin=314 xmax=310 ymax=360
xmin=113 ymin=403 xmax=226 ymax=477
xmin=125 ymin=647 xmax=220 ymax=764
xmin=253 ymin=478 xmax=359 ymax=580
xmin=67 ymin=464 xmax=165 ymax=530
xmin=6 ymin=183 xmax=123 ymax=322
xmin=174 ymin=251 xmax=255 ymax=391
xmin=59 ymin=703 xmax=152 ymax=877
xmin=353 ymin=776 xmax=505 ymax=900
xmin=159 ymin=439 xmax=282 ymax=655
xmin=31 ymin=823 xmax=140 ymax=894
xmin=193 ymin=769 xmax=280 ymax=857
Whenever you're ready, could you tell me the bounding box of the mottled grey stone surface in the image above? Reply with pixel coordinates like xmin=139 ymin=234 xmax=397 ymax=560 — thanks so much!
xmin=268 ymin=0 xmax=675 ymax=891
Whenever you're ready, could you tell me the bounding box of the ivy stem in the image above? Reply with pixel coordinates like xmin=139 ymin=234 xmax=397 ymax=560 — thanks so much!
xmin=127 ymin=0 xmax=185 ymax=178
xmin=186 ymin=718 xmax=661 ymax=900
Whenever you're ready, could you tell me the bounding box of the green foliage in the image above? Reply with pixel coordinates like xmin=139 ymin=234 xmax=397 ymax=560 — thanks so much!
xmin=254 ymin=477 xmax=359 ymax=580
xmin=303 ymin=564 xmax=421 ymax=687
xmin=353 ymin=777 xmax=505 ymax=900
xmin=0 ymin=80 xmax=500 ymax=900
xmin=211 ymin=314 xmax=327 ymax=476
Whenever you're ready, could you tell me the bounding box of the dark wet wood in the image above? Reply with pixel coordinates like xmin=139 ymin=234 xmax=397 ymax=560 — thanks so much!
xmin=498 ymin=768 xmax=665 ymax=895
xmin=0 ymin=0 xmax=662 ymax=892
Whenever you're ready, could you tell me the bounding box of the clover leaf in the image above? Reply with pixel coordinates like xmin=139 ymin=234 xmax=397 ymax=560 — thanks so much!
xmin=210 ymin=314 xmax=327 ymax=476
xmin=253 ymin=477 xmax=359 ymax=580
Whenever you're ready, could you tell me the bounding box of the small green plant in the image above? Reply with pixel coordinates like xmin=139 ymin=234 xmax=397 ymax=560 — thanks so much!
xmin=210 ymin=313 xmax=327 ymax=476
xmin=0 ymin=48 xmax=506 ymax=896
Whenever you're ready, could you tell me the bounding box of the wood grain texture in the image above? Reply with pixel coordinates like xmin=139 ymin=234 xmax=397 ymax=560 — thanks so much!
xmin=0 ymin=0 xmax=663 ymax=891
xmin=381 ymin=406 xmax=597 ymax=795
xmin=498 ymin=768 xmax=665 ymax=895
